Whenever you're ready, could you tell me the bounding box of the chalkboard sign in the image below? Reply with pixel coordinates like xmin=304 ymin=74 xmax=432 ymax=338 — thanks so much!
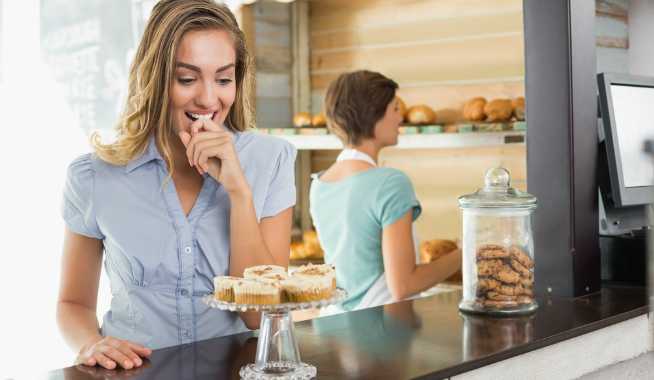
xmin=40 ymin=0 xmax=155 ymax=135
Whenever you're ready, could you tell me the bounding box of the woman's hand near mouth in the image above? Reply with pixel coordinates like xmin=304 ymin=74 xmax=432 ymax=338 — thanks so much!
xmin=178 ymin=118 xmax=250 ymax=197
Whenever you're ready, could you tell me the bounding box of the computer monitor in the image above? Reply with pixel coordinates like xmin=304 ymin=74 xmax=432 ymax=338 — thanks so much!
xmin=597 ymin=73 xmax=654 ymax=208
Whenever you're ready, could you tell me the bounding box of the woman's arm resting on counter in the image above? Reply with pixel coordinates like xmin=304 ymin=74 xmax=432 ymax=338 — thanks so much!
xmin=57 ymin=228 xmax=151 ymax=369
xmin=382 ymin=210 xmax=462 ymax=301
xmin=230 ymin=201 xmax=293 ymax=329
xmin=57 ymin=229 xmax=104 ymax=353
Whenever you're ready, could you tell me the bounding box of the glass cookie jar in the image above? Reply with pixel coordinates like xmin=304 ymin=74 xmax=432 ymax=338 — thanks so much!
xmin=458 ymin=167 xmax=538 ymax=315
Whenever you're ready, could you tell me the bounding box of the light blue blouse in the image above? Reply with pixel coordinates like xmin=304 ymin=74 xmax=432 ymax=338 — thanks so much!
xmin=62 ymin=131 xmax=297 ymax=349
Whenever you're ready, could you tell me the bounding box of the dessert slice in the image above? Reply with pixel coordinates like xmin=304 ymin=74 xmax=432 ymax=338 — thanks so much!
xmin=213 ymin=276 xmax=242 ymax=302
xmin=233 ymin=278 xmax=281 ymax=305
xmin=291 ymin=263 xmax=336 ymax=290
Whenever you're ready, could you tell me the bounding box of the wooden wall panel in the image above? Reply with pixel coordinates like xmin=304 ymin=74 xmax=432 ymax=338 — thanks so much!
xmin=310 ymin=0 xmax=522 ymax=32
xmin=308 ymin=0 xmax=525 ymax=120
xmin=251 ymin=2 xmax=293 ymax=129
xmin=595 ymin=0 xmax=629 ymax=74
xmin=310 ymin=13 xmax=523 ymax=51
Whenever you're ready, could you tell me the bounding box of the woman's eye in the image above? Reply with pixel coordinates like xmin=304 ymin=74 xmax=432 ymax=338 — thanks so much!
xmin=217 ymin=78 xmax=233 ymax=86
xmin=178 ymin=78 xmax=195 ymax=85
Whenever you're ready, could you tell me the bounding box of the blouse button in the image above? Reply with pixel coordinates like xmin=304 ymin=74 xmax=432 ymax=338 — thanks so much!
xmin=184 ymin=246 xmax=192 ymax=254
xmin=180 ymin=289 xmax=189 ymax=296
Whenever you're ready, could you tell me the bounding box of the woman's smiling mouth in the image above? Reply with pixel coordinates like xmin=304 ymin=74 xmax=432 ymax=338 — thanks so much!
xmin=185 ymin=111 xmax=217 ymax=121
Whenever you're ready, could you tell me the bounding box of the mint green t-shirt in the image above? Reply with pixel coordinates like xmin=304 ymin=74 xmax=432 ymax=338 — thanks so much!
xmin=309 ymin=168 xmax=421 ymax=311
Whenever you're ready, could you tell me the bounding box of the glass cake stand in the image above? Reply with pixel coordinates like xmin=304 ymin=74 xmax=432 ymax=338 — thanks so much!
xmin=203 ymin=288 xmax=347 ymax=380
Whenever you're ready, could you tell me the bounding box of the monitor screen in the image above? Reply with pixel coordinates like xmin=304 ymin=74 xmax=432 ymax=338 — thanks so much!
xmin=609 ymin=84 xmax=654 ymax=188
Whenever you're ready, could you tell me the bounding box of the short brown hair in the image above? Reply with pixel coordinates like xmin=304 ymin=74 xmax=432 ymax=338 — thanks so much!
xmin=324 ymin=70 xmax=398 ymax=145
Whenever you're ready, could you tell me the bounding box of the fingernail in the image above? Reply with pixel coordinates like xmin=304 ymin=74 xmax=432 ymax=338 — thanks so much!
xmin=107 ymin=361 xmax=116 ymax=369
xmin=136 ymin=358 xmax=143 ymax=366
xmin=124 ymin=360 xmax=132 ymax=369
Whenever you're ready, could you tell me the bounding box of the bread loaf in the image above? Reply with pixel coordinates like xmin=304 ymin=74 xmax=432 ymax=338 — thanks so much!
xmin=420 ymin=239 xmax=458 ymax=264
xmin=311 ymin=112 xmax=326 ymax=127
xmin=406 ymin=105 xmax=436 ymax=125
xmin=293 ymin=112 xmax=312 ymax=128
xmin=290 ymin=242 xmax=308 ymax=260
xmin=463 ymin=97 xmax=487 ymax=121
xmin=484 ymin=99 xmax=513 ymax=122
xmin=302 ymin=230 xmax=324 ymax=259
xmin=511 ymin=97 xmax=525 ymax=121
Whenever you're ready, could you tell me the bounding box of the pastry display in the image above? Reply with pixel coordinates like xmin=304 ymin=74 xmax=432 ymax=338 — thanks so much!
xmin=311 ymin=112 xmax=327 ymax=127
xmin=405 ymin=105 xmax=436 ymax=125
xmin=483 ymin=99 xmax=513 ymax=122
xmin=511 ymin=97 xmax=525 ymax=121
xmin=293 ymin=112 xmax=312 ymax=128
xmin=462 ymin=97 xmax=487 ymax=122
xmin=213 ymin=264 xmax=336 ymax=305
xmin=474 ymin=244 xmax=534 ymax=309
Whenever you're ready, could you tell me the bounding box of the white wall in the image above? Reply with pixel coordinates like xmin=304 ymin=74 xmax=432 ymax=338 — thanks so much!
xmin=628 ymin=0 xmax=654 ymax=77
xmin=0 ymin=1 xmax=111 ymax=378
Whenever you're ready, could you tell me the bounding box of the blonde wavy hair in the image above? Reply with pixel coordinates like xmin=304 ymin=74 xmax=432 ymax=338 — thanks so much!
xmin=93 ymin=0 xmax=254 ymax=176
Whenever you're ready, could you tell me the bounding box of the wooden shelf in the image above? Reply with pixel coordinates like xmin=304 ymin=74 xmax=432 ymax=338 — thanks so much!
xmin=271 ymin=131 xmax=525 ymax=150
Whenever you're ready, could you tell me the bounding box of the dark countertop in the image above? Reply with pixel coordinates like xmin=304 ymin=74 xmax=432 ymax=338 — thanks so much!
xmin=38 ymin=286 xmax=648 ymax=380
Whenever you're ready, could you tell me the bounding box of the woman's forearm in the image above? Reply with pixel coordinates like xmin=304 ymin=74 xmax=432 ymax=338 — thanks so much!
xmin=57 ymin=301 xmax=102 ymax=353
xmin=396 ymin=249 xmax=462 ymax=300
xmin=228 ymin=190 xmax=278 ymax=277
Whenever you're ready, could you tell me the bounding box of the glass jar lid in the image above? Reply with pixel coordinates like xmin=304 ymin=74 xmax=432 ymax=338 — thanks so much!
xmin=458 ymin=167 xmax=537 ymax=209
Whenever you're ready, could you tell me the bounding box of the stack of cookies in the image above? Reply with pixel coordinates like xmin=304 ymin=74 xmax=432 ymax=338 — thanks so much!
xmin=213 ymin=264 xmax=336 ymax=305
xmin=474 ymin=244 xmax=534 ymax=309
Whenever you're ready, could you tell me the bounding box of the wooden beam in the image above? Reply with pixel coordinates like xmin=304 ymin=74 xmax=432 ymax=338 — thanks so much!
xmin=291 ymin=0 xmax=313 ymax=233
xmin=238 ymin=4 xmax=257 ymax=120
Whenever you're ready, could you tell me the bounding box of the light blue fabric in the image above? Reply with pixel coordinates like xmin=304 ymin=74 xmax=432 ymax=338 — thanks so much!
xmin=309 ymin=168 xmax=421 ymax=311
xmin=62 ymin=131 xmax=297 ymax=349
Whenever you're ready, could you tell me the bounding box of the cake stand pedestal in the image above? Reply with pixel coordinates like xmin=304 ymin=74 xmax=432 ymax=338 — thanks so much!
xmin=203 ymin=289 xmax=346 ymax=380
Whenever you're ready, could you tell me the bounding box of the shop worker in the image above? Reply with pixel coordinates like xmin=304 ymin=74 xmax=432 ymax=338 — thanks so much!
xmin=310 ymin=70 xmax=461 ymax=312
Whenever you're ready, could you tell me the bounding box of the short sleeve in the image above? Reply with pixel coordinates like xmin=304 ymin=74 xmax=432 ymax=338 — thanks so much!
xmin=378 ymin=170 xmax=422 ymax=227
xmin=62 ymin=154 xmax=104 ymax=239
xmin=261 ymin=142 xmax=297 ymax=218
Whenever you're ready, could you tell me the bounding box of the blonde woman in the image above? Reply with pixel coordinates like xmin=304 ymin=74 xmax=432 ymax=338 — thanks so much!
xmin=310 ymin=71 xmax=461 ymax=312
xmin=57 ymin=0 xmax=296 ymax=370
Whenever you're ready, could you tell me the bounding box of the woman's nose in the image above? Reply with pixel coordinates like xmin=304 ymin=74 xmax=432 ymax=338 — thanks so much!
xmin=196 ymin=80 xmax=216 ymax=108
